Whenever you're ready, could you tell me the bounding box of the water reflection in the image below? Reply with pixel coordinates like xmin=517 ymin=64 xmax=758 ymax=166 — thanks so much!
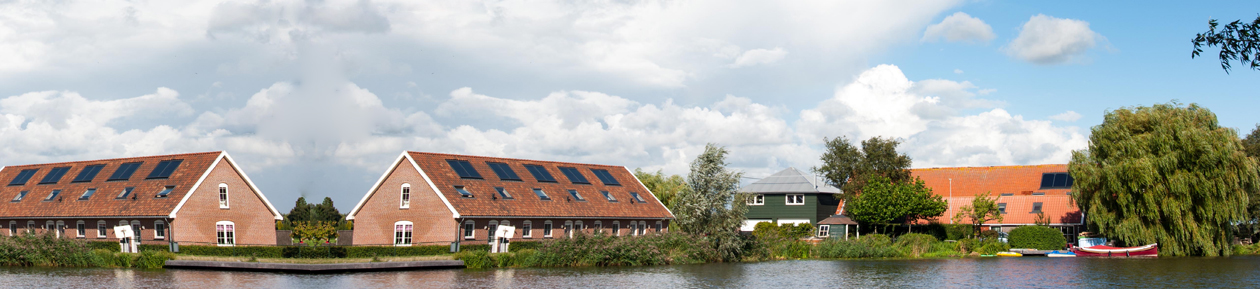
xmin=0 ymin=257 xmax=1259 ymax=288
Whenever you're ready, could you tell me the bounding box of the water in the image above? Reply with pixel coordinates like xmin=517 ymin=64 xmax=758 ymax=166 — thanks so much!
xmin=2 ymin=257 xmax=1258 ymax=288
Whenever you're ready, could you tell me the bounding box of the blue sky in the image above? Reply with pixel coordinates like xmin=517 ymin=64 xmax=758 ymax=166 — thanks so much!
xmin=1 ymin=0 xmax=1257 ymax=212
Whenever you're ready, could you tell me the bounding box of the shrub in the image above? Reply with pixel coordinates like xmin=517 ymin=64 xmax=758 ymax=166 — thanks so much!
xmin=894 ymin=233 xmax=938 ymax=257
xmin=282 ymin=246 xmax=347 ymax=258
xmin=345 ymin=245 xmax=450 ymax=258
xmin=813 ymin=234 xmax=901 ymax=259
xmin=136 ymin=251 xmax=175 ymax=269
xmin=177 ymin=245 xmax=284 ymax=258
xmin=1008 ymin=226 xmax=1066 ymax=250
xmin=1233 ymin=243 xmax=1260 ymax=255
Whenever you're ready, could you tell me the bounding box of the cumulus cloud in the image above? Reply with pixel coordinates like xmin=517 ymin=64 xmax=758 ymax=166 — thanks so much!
xmin=1049 ymin=111 xmax=1082 ymax=122
xmin=1005 ymin=14 xmax=1104 ymax=64
xmin=729 ymin=48 xmax=788 ymax=68
xmin=922 ymin=12 xmax=996 ymax=44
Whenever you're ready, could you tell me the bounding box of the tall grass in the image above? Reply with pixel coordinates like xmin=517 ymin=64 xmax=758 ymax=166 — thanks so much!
xmin=0 ymin=233 xmax=174 ymax=269
xmin=456 ymin=232 xmax=724 ymax=269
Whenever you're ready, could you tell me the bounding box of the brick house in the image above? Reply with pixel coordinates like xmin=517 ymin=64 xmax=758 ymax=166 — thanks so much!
xmin=911 ymin=164 xmax=1084 ymax=243
xmin=345 ymin=151 xmax=675 ymax=247
xmin=0 ymin=151 xmax=283 ymax=247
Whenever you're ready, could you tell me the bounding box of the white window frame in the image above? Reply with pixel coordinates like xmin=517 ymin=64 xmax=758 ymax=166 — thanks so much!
xmin=130 ymin=220 xmax=141 ymax=240
xmin=786 ymin=194 xmax=804 ymax=205
xmin=27 ymin=221 xmax=35 ymax=234
xmin=45 ymin=221 xmax=54 ymax=235
xmin=564 ymin=221 xmax=574 ymax=238
xmin=594 ymin=221 xmax=602 ymax=234
xmin=612 ymin=221 xmax=621 ymax=236
xmin=216 ymin=221 xmax=235 ymax=246
xmin=394 ymin=221 xmax=413 ymax=246
xmin=543 ymin=221 xmax=553 ymax=238
xmin=8 ymin=221 xmax=15 ymax=236
xmin=488 ymin=220 xmax=499 ymax=241
xmin=463 ymin=220 xmax=475 ymax=239
xmin=218 ymin=183 xmax=230 ymax=209
xmin=76 ymin=220 xmax=86 ymax=238
xmin=638 ymin=221 xmax=647 ymax=236
xmin=817 ymin=225 xmax=830 ymax=237
xmin=749 ymin=194 xmax=765 ymax=205
xmin=400 ymin=183 xmax=411 ymax=209
xmin=55 ymin=221 xmax=65 ymax=238
xmin=522 ymin=221 xmax=532 ymax=238
xmin=655 ymin=221 xmax=663 ymax=233
xmin=97 ymin=221 xmax=107 ymax=238
xmin=574 ymin=220 xmax=583 ymax=234
xmin=154 ymin=220 xmax=166 ymax=239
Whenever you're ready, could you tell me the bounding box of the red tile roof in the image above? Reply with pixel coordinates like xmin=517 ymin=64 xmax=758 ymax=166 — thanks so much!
xmin=402 ymin=152 xmax=674 ymax=219
xmin=0 ymin=152 xmax=226 ymax=218
xmin=910 ymin=164 xmax=1082 ymax=225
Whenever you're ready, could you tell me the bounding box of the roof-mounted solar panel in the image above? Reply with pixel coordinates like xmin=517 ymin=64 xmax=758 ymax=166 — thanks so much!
xmin=39 ymin=167 xmax=71 ymax=184
xmin=486 ymin=162 xmax=522 ymax=181
xmin=558 ymin=167 xmax=589 ymax=184
xmin=9 ymin=169 xmax=38 ymax=186
xmin=72 ymin=165 xmax=105 ymax=183
xmin=146 ymin=159 xmax=182 ymax=179
xmin=591 ymin=169 xmax=620 ymax=186
xmin=446 ymin=160 xmax=483 ymax=179
xmin=524 ymin=165 xmax=556 ymax=182
xmin=108 ymin=162 xmax=143 ymax=181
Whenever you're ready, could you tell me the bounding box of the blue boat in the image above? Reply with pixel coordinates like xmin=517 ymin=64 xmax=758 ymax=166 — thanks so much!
xmin=1046 ymin=250 xmax=1076 ymax=257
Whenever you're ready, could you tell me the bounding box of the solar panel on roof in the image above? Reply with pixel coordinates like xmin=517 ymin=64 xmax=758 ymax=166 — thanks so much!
xmin=39 ymin=167 xmax=71 ymax=184
xmin=590 ymin=169 xmax=620 ymax=186
xmin=1040 ymin=173 xmax=1055 ymax=188
xmin=108 ymin=162 xmax=143 ymax=181
xmin=9 ymin=169 xmax=38 ymax=186
xmin=146 ymin=160 xmax=182 ymax=179
xmin=486 ymin=162 xmax=522 ymax=181
xmin=558 ymin=167 xmax=589 ymax=184
xmin=446 ymin=160 xmax=483 ymax=179
xmin=1040 ymin=172 xmax=1073 ymax=189
xmin=524 ymin=165 xmax=556 ymax=182
xmin=72 ymin=165 xmax=105 ymax=183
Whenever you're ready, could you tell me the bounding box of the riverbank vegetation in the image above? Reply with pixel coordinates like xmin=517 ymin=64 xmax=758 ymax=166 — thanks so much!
xmin=0 ymin=233 xmax=173 ymax=269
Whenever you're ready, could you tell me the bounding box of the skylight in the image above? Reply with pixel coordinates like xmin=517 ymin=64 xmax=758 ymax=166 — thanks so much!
xmin=39 ymin=167 xmax=71 ymax=184
xmin=146 ymin=159 xmax=183 ymax=179
xmin=524 ymin=165 xmax=556 ymax=182
xmin=156 ymin=186 xmax=175 ymax=198
xmin=79 ymin=189 xmax=96 ymax=201
xmin=629 ymin=192 xmax=646 ymax=203
xmin=601 ymin=191 xmax=617 ymax=202
xmin=11 ymin=191 xmax=28 ymax=202
xmin=72 ymin=165 xmax=105 ymax=183
xmin=44 ymin=190 xmax=61 ymax=201
xmin=533 ymin=188 xmax=551 ymax=200
xmin=446 ymin=160 xmax=483 ymax=179
xmin=1039 ymin=173 xmax=1073 ymax=189
xmin=590 ymin=169 xmax=620 ymax=186
xmin=108 ymin=162 xmax=143 ymax=181
xmin=116 ymin=187 xmax=134 ymax=199
xmin=454 ymin=186 xmax=474 ymax=198
xmin=486 ymin=162 xmax=522 ymax=181
xmin=558 ymin=167 xmax=589 ymax=184
xmin=568 ymin=190 xmax=585 ymax=201
xmin=9 ymin=169 xmax=38 ymax=186
xmin=495 ymin=187 xmax=513 ymax=199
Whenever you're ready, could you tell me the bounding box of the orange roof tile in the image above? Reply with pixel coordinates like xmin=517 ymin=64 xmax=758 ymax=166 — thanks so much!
xmin=0 ymin=152 xmax=222 ymax=217
xmin=910 ymin=164 xmax=1082 ymax=225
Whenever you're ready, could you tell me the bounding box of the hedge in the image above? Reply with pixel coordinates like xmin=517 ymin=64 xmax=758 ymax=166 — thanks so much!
xmin=83 ymin=240 xmax=547 ymax=258
xmin=1008 ymin=226 xmax=1066 ymax=250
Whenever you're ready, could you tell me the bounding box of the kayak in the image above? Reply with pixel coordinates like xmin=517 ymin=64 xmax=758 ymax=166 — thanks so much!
xmin=995 ymin=252 xmax=1023 ymax=257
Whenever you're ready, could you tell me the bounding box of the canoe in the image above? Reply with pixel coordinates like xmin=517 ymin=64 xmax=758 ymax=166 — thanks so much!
xmin=1071 ymin=243 xmax=1158 ymax=257
xmin=1046 ymin=250 xmax=1076 ymax=257
xmin=995 ymin=252 xmax=1022 ymax=257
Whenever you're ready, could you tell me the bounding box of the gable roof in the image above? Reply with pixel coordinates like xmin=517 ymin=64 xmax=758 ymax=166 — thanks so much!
xmin=740 ymin=167 xmax=841 ymax=194
xmin=348 ymin=151 xmax=674 ymax=220
xmin=911 ymin=164 xmax=1072 ymax=197
xmin=0 ymin=151 xmax=282 ymax=220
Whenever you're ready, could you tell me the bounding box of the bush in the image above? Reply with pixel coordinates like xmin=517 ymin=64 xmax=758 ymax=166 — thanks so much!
xmin=813 ymin=234 xmax=901 ymax=259
xmin=894 ymin=233 xmax=938 ymax=257
xmin=345 ymin=245 xmax=449 ymax=258
xmin=177 ymin=245 xmax=284 ymax=258
xmin=1008 ymin=226 xmax=1066 ymax=250
xmin=752 ymin=222 xmax=815 ymax=240
xmin=1233 ymin=243 xmax=1260 ymax=255
xmin=282 ymin=246 xmax=347 ymax=258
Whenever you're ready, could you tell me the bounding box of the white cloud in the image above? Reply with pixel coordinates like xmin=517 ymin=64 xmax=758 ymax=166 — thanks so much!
xmin=1005 ymin=14 xmax=1103 ymax=64
xmin=1049 ymin=111 xmax=1082 ymax=122
xmin=954 ymin=69 xmax=963 ymax=74
xmin=921 ymin=12 xmax=996 ymax=44
xmin=729 ymin=48 xmax=788 ymax=68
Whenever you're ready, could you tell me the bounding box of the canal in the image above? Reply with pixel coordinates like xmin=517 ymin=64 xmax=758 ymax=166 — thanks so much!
xmin=1 ymin=256 xmax=1258 ymax=288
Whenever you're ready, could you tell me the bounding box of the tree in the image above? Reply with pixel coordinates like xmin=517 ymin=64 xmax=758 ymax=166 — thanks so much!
xmin=952 ymin=192 xmax=1003 ymax=238
xmin=1192 ymin=16 xmax=1260 ymax=73
xmin=284 ymin=197 xmax=349 ymax=233
xmin=1241 ymin=125 xmax=1260 ymax=242
xmin=815 ymin=136 xmax=911 ymax=201
xmin=633 ymin=168 xmax=690 ymax=210
xmin=675 ymin=144 xmax=748 ymax=261
xmin=846 ymin=176 xmax=946 ymax=233
xmin=1070 ymin=102 xmax=1260 ymax=256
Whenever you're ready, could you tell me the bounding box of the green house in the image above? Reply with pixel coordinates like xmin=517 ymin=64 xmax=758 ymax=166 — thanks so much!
xmin=738 ymin=167 xmax=842 ymax=233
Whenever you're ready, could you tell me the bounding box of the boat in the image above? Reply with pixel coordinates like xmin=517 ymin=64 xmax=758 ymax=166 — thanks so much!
xmin=995 ymin=252 xmax=1022 ymax=257
xmin=1070 ymin=234 xmax=1158 ymax=257
xmin=1046 ymin=250 xmax=1076 ymax=257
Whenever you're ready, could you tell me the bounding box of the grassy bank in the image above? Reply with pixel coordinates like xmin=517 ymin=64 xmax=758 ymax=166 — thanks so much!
xmin=0 ymin=233 xmax=174 ymax=269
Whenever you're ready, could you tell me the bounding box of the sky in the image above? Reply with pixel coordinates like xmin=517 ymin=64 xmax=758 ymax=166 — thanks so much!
xmin=2 ymin=0 xmax=1259 ymax=213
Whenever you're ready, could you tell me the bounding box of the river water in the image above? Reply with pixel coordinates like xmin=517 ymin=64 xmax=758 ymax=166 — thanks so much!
xmin=1 ymin=256 xmax=1258 ymax=288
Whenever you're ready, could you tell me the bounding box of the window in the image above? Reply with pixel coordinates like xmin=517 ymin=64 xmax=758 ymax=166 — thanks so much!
xmin=11 ymin=190 xmax=28 ymax=202
xmin=9 ymin=169 xmax=38 ymax=186
xmin=454 ymin=186 xmax=474 ymax=198
xmin=655 ymin=221 xmax=662 ymax=233
xmin=107 ymin=162 xmax=143 ymax=181
xmin=76 ymin=221 xmax=85 ymax=237
xmin=97 ymin=221 xmax=107 ymax=238
xmin=533 ymin=188 xmax=551 ymax=200
xmin=590 ymin=169 xmax=620 ymax=186
xmin=27 ymin=221 xmax=35 ymax=234
xmin=998 ymin=203 xmax=1007 ymax=214
xmin=558 ymin=167 xmax=589 ymax=184
xmin=79 ymin=188 xmax=96 ymax=200
xmin=523 ymin=165 xmax=557 ymax=182
xmin=400 ymin=184 xmax=411 ymax=208
xmin=629 ymin=192 xmax=646 ymax=203
xmin=543 ymin=221 xmax=553 ymax=238
xmin=600 ymin=191 xmax=617 ymax=202
xmin=786 ymin=194 xmax=804 ymax=205
xmin=394 ymin=221 xmax=413 ymax=246
xmin=216 ymin=221 xmax=235 ymax=246
xmin=145 ymin=159 xmax=182 ymax=179
xmin=8 ymin=221 xmax=15 ymax=236
xmin=1032 ymin=192 xmax=1045 ymax=196
xmin=56 ymin=221 xmax=65 ymax=238
xmin=818 ymin=225 xmax=830 ymax=237
xmin=486 ymin=162 xmax=522 ymax=181
xmin=574 ymin=221 xmax=583 ymax=235
xmin=154 ymin=221 xmax=166 ymax=239
xmin=39 ymin=167 xmax=71 ymax=184
xmin=748 ymin=194 xmax=764 ymax=205
xmin=463 ymin=221 xmax=475 ymax=239
xmin=564 ymin=221 xmax=573 ymax=238
xmin=116 ymin=187 xmax=134 ymax=199
xmin=446 ymin=160 xmax=483 ymax=179
xmin=1000 ymin=193 xmax=1014 ymax=196
xmin=494 ymin=187 xmax=513 ymax=199
xmin=638 ymin=221 xmax=647 ymax=236
xmin=1032 ymin=202 xmax=1043 ymax=213
xmin=488 ymin=221 xmax=499 ymax=239
xmin=44 ymin=190 xmax=61 ymax=201
xmin=612 ymin=221 xmax=621 ymax=236
xmin=1040 ymin=173 xmax=1073 ymax=189
xmin=130 ymin=221 xmax=140 ymax=239
xmin=522 ymin=221 xmax=533 ymax=238
xmin=155 ymin=186 xmax=174 ymax=198
xmin=594 ymin=221 xmax=603 ymax=234
xmin=568 ymin=190 xmax=585 ymax=201
xmin=72 ymin=165 xmax=104 ymax=183
xmin=218 ymin=184 xmax=229 ymax=208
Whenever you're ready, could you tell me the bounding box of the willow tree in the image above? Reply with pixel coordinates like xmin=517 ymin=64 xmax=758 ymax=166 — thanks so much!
xmin=675 ymin=144 xmax=747 ymax=261
xmin=1070 ymin=102 xmax=1260 ymax=256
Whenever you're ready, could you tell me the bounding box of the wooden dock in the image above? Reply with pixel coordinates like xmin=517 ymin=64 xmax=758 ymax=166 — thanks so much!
xmin=164 ymin=260 xmax=465 ymax=273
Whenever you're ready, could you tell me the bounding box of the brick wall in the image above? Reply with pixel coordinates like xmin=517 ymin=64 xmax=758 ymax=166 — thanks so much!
xmin=170 ymin=159 xmax=278 ymax=246
xmin=457 ymin=218 xmax=670 ymax=243
xmin=352 ymin=158 xmax=459 ymax=246
xmin=0 ymin=217 xmax=173 ymax=244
